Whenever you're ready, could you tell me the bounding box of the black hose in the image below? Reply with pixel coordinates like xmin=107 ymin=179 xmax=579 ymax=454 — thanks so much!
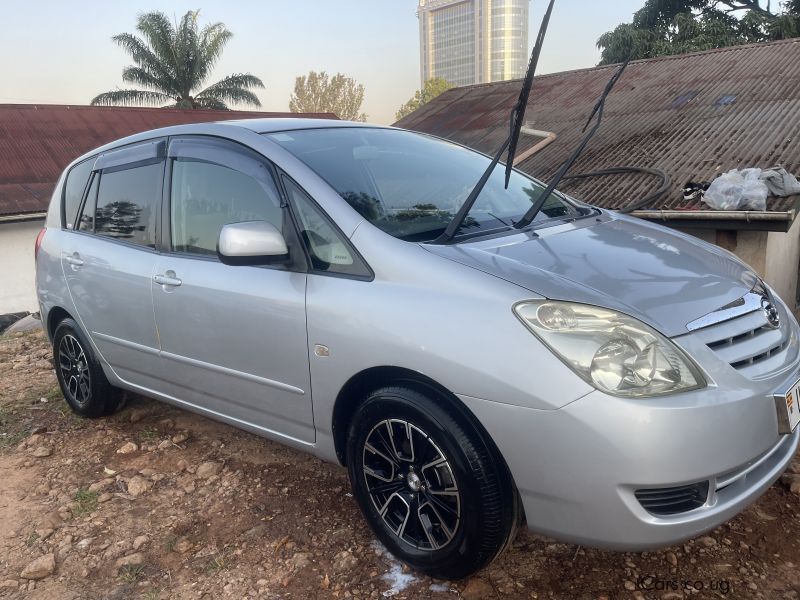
xmin=561 ymin=166 xmax=671 ymax=213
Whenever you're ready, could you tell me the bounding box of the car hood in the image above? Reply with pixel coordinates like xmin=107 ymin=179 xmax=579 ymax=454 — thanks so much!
xmin=423 ymin=213 xmax=758 ymax=338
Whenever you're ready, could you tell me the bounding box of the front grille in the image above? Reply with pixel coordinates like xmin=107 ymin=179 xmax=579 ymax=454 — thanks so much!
xmin=635 ymin=481 xmax=710 ymax=516
xmin=690 ymin=309 xmax=793 ymax=379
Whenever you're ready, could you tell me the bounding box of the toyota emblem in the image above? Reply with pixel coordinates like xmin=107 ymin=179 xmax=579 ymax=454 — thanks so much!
xmin=762 ymin=296 xmax=781 ymax=328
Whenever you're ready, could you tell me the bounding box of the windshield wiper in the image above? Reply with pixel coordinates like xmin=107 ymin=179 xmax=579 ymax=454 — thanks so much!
xmin=504 ymin=0 xmax=555 ymax=188
xmin=513 ymin=58 xmax=629 ymax=229
xmin=432 ymin=0 xmax=555 ymax=245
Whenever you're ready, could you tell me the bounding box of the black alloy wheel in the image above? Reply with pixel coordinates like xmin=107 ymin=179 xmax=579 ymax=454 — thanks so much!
xmin=53 ymin=318 xmax=124 ymax=417
xmin=347 ymin=384 xmax=521 ymax=579
xmin=57 ymin=333 xmax=92 ymax=408
xmin=361 ymin=418 xmax=461 ymax=551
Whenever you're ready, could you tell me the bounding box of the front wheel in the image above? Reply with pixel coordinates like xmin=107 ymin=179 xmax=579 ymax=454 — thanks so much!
xmin=346 ymin=385 xmax=520 ymax=579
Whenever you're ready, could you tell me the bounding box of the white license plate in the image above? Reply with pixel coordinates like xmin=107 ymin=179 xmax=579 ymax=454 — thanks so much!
xmin=774 ymin=377 xmax=800 ymax=434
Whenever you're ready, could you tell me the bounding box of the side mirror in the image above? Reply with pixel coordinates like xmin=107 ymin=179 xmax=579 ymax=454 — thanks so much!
xmin=217 ymin=221 xmax=289 ymax=266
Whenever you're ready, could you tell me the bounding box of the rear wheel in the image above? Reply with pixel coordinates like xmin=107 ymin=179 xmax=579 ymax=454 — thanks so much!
xmin=346 ymin=385 xmax=520 ymax=579
xmin=53 ymin=318 xmax=124 ymax=417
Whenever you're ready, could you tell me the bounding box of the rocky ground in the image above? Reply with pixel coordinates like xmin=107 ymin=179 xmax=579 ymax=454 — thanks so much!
xmin=1 ymin=330 xmax=800 ymax=599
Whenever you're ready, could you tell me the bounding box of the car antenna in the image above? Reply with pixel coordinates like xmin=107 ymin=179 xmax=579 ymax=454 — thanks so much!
xmin=513 ymin=58 xmax=630 ymax=230
xmin=432 ymin=0 xmax=556 ymax=245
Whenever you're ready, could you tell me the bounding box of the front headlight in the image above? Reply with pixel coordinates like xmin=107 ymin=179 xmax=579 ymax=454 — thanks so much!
xmin=514 ymin=300 xmax=705 ymax=398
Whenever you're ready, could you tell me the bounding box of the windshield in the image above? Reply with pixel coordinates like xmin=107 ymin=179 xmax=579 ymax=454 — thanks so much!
xmin=266 ymin=127 xmax=585 ymax=242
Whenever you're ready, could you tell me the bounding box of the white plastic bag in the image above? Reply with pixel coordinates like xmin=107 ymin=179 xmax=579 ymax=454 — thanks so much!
xmin=703 ymin=168 xmax=768 ymax=211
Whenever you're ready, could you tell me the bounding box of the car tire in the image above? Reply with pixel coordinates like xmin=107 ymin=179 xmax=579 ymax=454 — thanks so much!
xmin=346 ymin=384 xmax=520 ymax=579
xmin=53 ymin=318 xmax=124 ymax=418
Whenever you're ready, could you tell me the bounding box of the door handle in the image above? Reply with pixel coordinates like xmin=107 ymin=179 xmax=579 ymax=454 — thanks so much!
xmin=153 ymin=273 xmax=182 ymax=287
xmin=64 ymin=252 xmax=84 ymax=268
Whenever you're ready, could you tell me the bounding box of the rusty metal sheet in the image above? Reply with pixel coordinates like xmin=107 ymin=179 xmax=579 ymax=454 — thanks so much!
xmin=396 ymin=38 xmax=800 ymax=214
xmin=0 ymin=105 xmax=338 ymax=217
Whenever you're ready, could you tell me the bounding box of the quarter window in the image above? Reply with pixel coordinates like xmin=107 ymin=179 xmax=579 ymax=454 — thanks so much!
xmin=284 ymin=177 xmax=370 ymax=277
xmin=170 ymin=158 xmax=284 ymax=256
xmin=62 ymin=158 xmax=94 ymax=229
xmin=94 ymin=162 xmax=162 ymax=248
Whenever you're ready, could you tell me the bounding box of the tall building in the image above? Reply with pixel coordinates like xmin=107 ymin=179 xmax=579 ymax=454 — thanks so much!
xmin=418 ymin=0 xmax=530 ymax=87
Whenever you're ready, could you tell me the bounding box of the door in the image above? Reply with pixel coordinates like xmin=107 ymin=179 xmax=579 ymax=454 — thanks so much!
xmin=63 ymin=140 xmax=165 ymax=391
xmin=152 ymin=136 xmax=313 ymax=443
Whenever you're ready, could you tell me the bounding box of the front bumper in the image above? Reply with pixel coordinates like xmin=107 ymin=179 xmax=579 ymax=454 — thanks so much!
xmin=460 ymin=376 xmax=800 ymax=550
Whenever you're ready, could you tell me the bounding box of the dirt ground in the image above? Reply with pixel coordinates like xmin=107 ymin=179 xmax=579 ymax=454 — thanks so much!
xmin=1 ymin=330 xmax=800 ymax=599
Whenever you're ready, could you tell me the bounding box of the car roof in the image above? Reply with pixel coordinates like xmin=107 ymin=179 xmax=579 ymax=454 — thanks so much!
xmin=69 ymin=118 xmax=392 ymax=166
xmin=226 ymin=117 xmax=381 ymax=134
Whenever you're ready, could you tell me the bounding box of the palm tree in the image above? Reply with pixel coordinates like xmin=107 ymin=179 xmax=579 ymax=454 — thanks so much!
xmin=91 ymin=10 xmax=264 ymax=110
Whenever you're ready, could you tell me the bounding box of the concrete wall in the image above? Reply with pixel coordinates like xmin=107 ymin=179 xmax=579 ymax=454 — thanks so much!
xmin=677 ymin=222 xmax=799 ymax=309
xmin=765 ymin=216 xmax=800 ymax=308
xmin=0 ymin=220 xmax=42 ymax=314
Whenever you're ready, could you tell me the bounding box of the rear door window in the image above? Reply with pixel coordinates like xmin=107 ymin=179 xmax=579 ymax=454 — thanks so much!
xmin=94 ymin=162 xmax=162 ymax=248
xmin=78 ymin=174 xmax=99 ymax=232
xmin=62 ymin=158 xmax=94 ymax=229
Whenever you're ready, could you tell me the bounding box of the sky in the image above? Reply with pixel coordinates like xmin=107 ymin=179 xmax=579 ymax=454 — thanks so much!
xmin=0 ymin=1 xmax=644 ymax=124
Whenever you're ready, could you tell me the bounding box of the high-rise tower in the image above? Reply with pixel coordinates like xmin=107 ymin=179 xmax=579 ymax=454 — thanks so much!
xmin=418 ymin=0 xmax=530 ymax=87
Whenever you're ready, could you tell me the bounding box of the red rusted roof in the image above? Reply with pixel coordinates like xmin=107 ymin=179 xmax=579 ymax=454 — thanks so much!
xmin=0 ymin=104 xmax=338 ymax=217
xmin=396 ymin=38 xmax=800 ymax=215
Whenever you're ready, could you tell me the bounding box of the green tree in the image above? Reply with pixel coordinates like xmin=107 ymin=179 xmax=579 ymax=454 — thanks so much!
xmin=91 ymin=10 xmax=264 ymax=109
xmin=395 ymin=78 xmax=454 ymax=121
xmin=597 ymin=0 xmax=800 ymax=65
xmin=289 ymin=71 xmax=367 ymax=121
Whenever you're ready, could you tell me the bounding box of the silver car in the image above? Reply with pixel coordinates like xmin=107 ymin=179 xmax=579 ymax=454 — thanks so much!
xmin=36 ymin=119 xmax=800 ymax=579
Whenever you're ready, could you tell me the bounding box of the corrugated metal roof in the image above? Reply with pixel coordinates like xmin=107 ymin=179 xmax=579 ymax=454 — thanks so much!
xmin=0 ymin=104 xmax=338 ymax=217
xmin=396 ymin=38 xmax=800 ymax=216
